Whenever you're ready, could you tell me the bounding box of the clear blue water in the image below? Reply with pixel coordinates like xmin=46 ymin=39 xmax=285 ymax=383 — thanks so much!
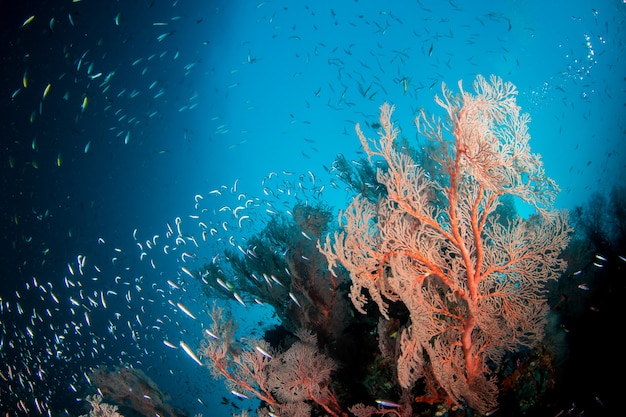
xmin=0 ymin=0 xmax=623 ymax=415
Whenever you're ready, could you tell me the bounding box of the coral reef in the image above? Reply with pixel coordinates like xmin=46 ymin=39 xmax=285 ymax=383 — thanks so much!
xmin=321 ymin=75 xmax=571 ymax=413
xmin=88 ymin=366 xmax=186 ymax=417
xmin=201 ymin=75 xmax=574 ymax=416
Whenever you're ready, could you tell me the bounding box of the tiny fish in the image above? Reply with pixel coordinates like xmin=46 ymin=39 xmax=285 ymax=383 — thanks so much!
xmin=289 ymin=292 xmax=301 ymax=308
xmin=22 ymin=15 xmax=35 ymax=28
xmin=163 ymin=340 xmax=177 ymax=349
xmin=375 ymin=399 xmax=400 ymax=408
xmin=179 ymin=341 xmax=203 ymax=366
xmin=176 ymin=302 xmax=196 ymax=320
xmin=181 ymin=266 xmax=195 ymax=279
xmin=230 ymin=390 xmax=249 ymax=400
xmin=204 ymin=329 xmax=219 ymax=340
xmin=255 ymin=345 xmax=273 ymax=359
xmin=157 ymin=32 xmax=172 ymax=42
xmin=270 ymin=275 xmax=284 ymax=287
xmin=42 ymin=83 xmax=51 ymax=99
xmin=216 ymin=278 xmax=231 ymax=291
xmin=238 ymin=215 xmax=250 ymax=228
xmin=233 ymin=292 xmax=246 ymax=307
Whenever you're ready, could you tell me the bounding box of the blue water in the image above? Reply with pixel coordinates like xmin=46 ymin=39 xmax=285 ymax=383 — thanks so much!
xmin=0 ymin=0 xmax=623 ymax=416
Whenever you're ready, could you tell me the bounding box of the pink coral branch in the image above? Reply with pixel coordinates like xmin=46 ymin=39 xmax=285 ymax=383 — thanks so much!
xmin=321 ymin=75 xmax=571 ymax=414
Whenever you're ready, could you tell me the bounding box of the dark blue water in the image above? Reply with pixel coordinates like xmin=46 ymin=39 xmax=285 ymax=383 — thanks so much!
xmin=0 ymin=1 xmax=623 ymax=416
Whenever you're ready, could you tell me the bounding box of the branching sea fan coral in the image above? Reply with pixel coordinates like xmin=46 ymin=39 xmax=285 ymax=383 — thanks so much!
xmin=320 ymin=75 xmax=572 ymax=413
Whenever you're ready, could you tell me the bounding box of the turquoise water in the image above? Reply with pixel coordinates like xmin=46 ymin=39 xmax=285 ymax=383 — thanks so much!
xmin=0 ymin=1 xmax=623 ymax=416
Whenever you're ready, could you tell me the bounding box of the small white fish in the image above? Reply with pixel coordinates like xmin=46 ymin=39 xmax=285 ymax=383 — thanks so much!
xmin=233 ymin=292 xmax=246 ymax=307
xmin=179 ymin=341 xmax=203 ymax=366
xmin=375 ymin=399 xmax=400 ymax=408
xmin=289 ymin=292 xmax=301 ymax=308
xmin=216 ymin=278 xmax=231 ymax=291
xmin=255 ymin=345 xmax=273 ymax=359
xmin=204 ymin=329 xmax=219 ymax=340
xmin=176 ymin=302 xmax=196 ymax=320
xmin=238 ymin=215 xmax=250 ymax=228
xmin=230 ymin=390 xmax=249 ymax=400
xmin=270 ymin=275 xmax=284 ymax=287
xmin=181 ymin=266 xmax=195 ymax=279
xmin=163 ymin=340 xmax=177 ymax=349
xmin=181 ymin=252 xmax=194 ymax=262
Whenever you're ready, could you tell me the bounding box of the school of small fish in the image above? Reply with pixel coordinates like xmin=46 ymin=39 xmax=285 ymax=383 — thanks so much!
xmin=2 ymin=0 xmax=620 ymax=415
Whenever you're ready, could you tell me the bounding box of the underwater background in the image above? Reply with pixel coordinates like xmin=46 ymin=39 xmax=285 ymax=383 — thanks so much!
xmin=0 ymin=0 xmax=624 ymax=416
